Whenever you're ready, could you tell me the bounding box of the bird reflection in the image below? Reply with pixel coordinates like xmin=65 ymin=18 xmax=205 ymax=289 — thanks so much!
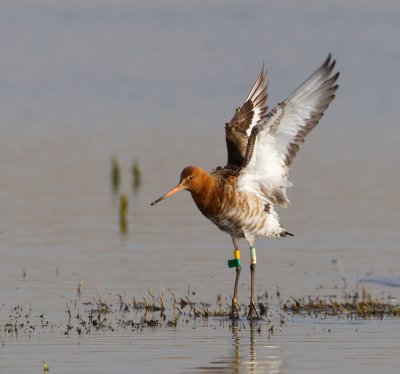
xmin=193 ymin=320 xmax=283 ymax=373
xmin=231 ymin=320 xmax=241 ymax=374
xmin=249 ymin=321 xmax=257 ymax=371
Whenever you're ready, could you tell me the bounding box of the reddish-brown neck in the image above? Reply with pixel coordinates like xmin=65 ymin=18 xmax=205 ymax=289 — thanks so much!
xmin=178 ymin=165 xmax=221 ymax=215
xmin=189 ymin=171 xmax=220 ymax=215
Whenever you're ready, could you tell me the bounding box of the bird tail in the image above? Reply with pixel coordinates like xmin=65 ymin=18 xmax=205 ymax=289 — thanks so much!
xmin=282 ymin=230 xmax=294 ymax=237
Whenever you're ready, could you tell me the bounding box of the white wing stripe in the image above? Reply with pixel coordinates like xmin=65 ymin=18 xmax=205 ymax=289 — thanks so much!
xmin=245 ymin=67 xmax=268 ymax=136
xmin=238 ymin=55 xmax=339 ymax=207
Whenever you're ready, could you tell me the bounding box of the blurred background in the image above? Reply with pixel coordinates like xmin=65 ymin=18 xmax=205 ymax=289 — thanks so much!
xmin=0 ymin=0 xmax=399 ymax=129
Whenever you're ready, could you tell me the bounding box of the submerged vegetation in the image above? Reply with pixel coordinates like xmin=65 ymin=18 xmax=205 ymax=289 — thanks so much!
xmin=132 ymin=160 xmax=142 ymax=191
xmin=110 ymin=157 xmax=142 ymax=193
xmin=110 ymin=157 xmax=142 ymax=234
xmin=282 ymin=289 xmax=400 ymax=319
xmin=2 ymin=287 xmax=400 ymax=338
xmin=119 ymin=193 xmax=129 ymax=234
xmin=111 ymin=157 xmax=121 ymax=193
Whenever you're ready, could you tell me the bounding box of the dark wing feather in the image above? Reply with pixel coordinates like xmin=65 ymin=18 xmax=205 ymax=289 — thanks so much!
xmin=225 ymin=66 xmax=268 ymax=168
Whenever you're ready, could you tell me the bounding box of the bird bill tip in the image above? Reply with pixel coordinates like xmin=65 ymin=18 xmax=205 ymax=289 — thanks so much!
xmin=150 ymin=184 xmax=184 ymax=206
xmin=150 ymin=197 xmax=163 ymax=206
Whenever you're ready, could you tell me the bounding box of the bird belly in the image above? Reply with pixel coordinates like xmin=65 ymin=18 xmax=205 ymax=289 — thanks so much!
xmin=209 ymin=215 xmax=245 ymax=238
xmin=203 ymin=190 xmax=284 ymax=239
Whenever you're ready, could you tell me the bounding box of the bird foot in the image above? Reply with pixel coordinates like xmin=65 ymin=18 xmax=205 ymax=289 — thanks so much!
xmin=247 ymin=300 xmax=260 ymax=320
xmin=229 ymin=298 xmax=240 ymax=319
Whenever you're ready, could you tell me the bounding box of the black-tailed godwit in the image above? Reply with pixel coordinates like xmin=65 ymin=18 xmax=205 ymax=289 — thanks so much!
xmin=151 ymin=55 xmax=339 ymax=319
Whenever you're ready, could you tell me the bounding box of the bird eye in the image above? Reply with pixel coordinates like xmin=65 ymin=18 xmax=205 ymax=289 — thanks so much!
xmin=188 ymin=176 xmax=194 ymax=180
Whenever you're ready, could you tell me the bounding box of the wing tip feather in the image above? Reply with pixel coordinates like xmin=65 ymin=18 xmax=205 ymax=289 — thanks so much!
xmin=237 ymin=55 xmax=339 ymax=206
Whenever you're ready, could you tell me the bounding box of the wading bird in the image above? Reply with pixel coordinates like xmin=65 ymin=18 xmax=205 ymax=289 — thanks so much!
xmin=151 ymin=55 xmax=339 ymax=319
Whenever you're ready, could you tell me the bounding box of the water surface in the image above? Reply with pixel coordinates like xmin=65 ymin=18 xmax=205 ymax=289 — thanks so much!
xmin=1 ymin=1 xmax=400 ymax=373
xmin=1 ymin=123 xmax=399 ymax=373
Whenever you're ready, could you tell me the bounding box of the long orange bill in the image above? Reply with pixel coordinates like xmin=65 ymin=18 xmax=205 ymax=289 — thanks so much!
xmin=150 ymin=183 xmax=185 ymax=206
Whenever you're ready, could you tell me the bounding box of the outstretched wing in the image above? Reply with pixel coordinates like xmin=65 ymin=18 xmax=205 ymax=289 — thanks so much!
xmin=225 ymin=66 xmax=268 ymax=168
xmin=238 ymin=54 xmax=339 ymax=206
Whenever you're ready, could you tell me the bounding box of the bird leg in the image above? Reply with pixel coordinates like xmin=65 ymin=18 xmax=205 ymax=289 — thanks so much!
xmin=228 ymin=240 xmax=241 ymax=319
xmin=230 ymin=265 xmax=241 ymax=319
xmin=247 ymin=247 xmax=260 ymax=320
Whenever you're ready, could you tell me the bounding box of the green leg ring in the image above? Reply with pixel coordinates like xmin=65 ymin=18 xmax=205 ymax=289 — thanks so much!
xmin=228 ymin=258 xmax=241 ymax=268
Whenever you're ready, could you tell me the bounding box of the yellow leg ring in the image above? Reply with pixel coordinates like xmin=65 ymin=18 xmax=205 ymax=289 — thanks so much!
xmin=228 ymin=249 xmax=242 ymax=268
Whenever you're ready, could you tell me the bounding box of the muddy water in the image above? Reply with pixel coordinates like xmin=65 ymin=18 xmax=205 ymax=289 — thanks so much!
xmin=0 ymin=122 xmax=399 ymax=373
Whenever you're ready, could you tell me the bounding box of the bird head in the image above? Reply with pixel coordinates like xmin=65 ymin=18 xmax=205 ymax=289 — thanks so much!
xmin=151 ymin=166 xmax=205 ymax=205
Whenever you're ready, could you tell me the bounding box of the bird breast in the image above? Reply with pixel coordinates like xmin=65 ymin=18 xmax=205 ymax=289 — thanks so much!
xmin=191 ymin=181 xmax=268 ymax=238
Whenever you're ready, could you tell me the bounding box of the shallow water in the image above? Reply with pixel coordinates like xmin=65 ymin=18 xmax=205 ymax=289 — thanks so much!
xmin=2 ymin=318 xmax=400 ymax=374
xmin=1 ymin=1 xmax=400 ymax=372
xmin=0 ymin=123 xmax=399 ymax=373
